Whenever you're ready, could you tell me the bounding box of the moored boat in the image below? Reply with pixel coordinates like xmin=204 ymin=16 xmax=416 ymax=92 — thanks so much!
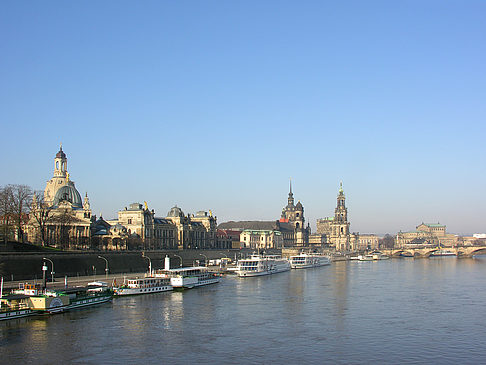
xmin=371 ymin=252 xmax=390 ymax=260
xmin=289 ymin=253 xmax=331 ymax=269
xmin=430 ymin=249 xmax=456 ymax=257
xmin=236 ymin=254 xmax=291 ymax=277
xmin=113 ymin=276 xmax=172 ymax=296
xmin=153 ymin=256 xmax=221 ymax=289
xmin=0 ymin=293 xmax=39 ymax=321
xmin=9 ymin=282 xmax=111 ymax=314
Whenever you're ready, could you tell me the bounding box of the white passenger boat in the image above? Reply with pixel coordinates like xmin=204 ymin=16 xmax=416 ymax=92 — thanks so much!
xmin=236 ymin=255 xmax=291 ymax=277
xmin=153 ymin=256 xmax=221 ymax=289
xmin=113 ymin=276 xmax=172 ymax=296
xmin=289 ymin=253 xmax=331 ymax=269
xmin=357 ymin=254 xmax=374 ymax=261
xmin=371 ymin=252 xmax=390 ymax=260
xmin=430 ymin=249 xmax=456 ymax=257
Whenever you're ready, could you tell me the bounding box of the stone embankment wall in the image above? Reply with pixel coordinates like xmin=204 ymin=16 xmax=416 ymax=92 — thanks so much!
xmin=0 ymin=248 xmax=281 ymax=282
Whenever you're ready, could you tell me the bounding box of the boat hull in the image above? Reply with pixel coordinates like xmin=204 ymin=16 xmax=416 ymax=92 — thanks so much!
xmin=236 ymin=259 xmax=291 ymax=277
xmin=171 ymin=276 xmax=220 ymax=289
xmin=0 ymin=309 xmax=38 ymax=321
xmin=46 ymin=294 xmax=112 ymax=313
xmin=114 ymin=285 xmax=172 ymax=296
xmin=290 ymin=256 xmax=331 ymax=269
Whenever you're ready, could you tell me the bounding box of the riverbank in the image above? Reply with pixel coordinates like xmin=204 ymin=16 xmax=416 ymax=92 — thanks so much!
xmin=0 ymin=248 xmax=279 ymax=282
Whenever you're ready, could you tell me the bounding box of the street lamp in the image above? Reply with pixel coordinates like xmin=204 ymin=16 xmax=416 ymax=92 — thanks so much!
xmin=199 ymin=253 xmax=208 ymax=266
xmin=173 ymin=254 xmax=183 ymax=267
xmin=98 ymin=255 xmax=109 ymax=279
xmin=43 ymin=257 xmax=54 ymax=284
xmin=142 ymin=252 xmax=152 ymax=275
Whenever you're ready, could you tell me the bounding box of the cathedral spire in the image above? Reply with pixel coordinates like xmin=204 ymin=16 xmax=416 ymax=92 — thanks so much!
xmin=288 ymin=178 xmax=294 ymax=207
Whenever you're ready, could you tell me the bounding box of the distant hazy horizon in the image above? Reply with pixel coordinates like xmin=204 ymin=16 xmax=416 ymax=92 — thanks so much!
xmin=1 ymin=2 xmax=485 ymax=236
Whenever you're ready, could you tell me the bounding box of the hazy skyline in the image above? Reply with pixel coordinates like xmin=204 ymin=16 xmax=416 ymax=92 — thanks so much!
xmin=1 ymin=1 xmax=485 ymax=235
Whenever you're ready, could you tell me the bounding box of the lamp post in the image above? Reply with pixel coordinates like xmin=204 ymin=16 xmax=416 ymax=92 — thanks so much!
xmin=43 ymin=257 xmax=54 ymax=284
xmin=173 ymin=254 xmax=183 ymax=267
xmin=142 ymin=252 xmax=152 ymax=275
xmin=98 ymin=255 xmax=109 ymax=279
xmin=199 ymin=253 xmax=208 ymax=267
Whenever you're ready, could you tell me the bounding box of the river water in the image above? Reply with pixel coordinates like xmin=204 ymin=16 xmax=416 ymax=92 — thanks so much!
xmin=2 ymin=257 xmax=486 ymax=364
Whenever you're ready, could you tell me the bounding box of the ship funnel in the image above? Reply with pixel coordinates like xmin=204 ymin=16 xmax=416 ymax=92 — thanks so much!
xmin=164 ymin=255 xmax=170 ymax=270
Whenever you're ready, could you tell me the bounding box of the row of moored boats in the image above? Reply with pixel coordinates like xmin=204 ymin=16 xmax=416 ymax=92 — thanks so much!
xmin=0 ymin=255 xmax=220 ymax=321
xmin=1 ymin=253 xmax=330 ymax=321
xmin=234 ymin=253 xmax=330 ymax=277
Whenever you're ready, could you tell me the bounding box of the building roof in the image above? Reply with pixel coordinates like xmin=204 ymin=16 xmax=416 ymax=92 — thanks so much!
xmin=168 ymin=206 xmax=184 ymax=218
xmin=55 ymin=146 xmax=66 ymax=159
xmin=318 ymin=217 xmax=334 ymax=222
xmin=242 ymin=229 xmax=280 ymax=235
xmin=422 ymin=223 xmax=445 ymax=227
xmin=53 ymin=184 xmax=82 ymax=208
xmin=218 ymin=221 xmax=279 ymax=231
xmin=128 ymin=203 xmax=143 ymax=211
xmin=154 ymin=218 xmax=173 ymax=225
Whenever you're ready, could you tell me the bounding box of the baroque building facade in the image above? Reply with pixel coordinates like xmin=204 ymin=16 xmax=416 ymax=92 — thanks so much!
xmin=27 ymin=145 xmax=226 ymax=250
xmin=27 ymin=146 xmax=93 ymax=248
xmin=240 ymin=229 xmax=283 ymax=249
xmin=104 ymin=204 xmax=220 ymax=250
xmin=396 ymin=222 xmax=458 ymax=248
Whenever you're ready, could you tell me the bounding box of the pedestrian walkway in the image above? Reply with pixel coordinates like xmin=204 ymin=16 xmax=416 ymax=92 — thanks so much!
xmin=2 ymin=272 xmax=148 ymax=290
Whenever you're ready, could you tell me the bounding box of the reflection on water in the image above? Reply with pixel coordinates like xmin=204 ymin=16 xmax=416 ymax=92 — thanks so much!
xmin=2 ymin=258 xmax=486 ymax=364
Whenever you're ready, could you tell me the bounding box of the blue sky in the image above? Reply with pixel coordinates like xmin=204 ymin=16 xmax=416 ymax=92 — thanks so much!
xmin=1 ymin=1 xmax=485 ymax=235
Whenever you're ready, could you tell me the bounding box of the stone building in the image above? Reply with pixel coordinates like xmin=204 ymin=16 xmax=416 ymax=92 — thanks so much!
xmin=191 ymin=210 xmax=218 ymax=248
xmin=217 ymin=229 xmax=241 ymax=249
xmin=357 ymin=234 xmax=379 ymax=251
xmin=240 ymin=229 xmax=283 ymax=249
xmin=396 ymin=222 xmax=458 ymax=248
xmin=164 ymin=206 xmax=218 ymax=249
xmin=27 ymin=145 xmax=93 ymax=248
xmin=92 ymin=216 xmax=129 ymax=250
xmin=106 ymin=204 xmax=218 ymax=250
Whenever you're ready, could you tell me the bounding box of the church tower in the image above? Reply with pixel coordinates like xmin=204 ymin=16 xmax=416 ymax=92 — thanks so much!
xmin=54 ymin=144 xmax=68 ymax=178
xmin=331 ymin=182 xmax=350 ymax=251
xmin=44 ymin=144 xmax=71 ymax=204
xmin=280 ymin=179 xmax=308 ymax=245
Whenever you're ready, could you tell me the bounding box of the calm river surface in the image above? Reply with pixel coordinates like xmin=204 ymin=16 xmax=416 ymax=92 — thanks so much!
xmin=2 ymin=257 xmax=486 ymax=364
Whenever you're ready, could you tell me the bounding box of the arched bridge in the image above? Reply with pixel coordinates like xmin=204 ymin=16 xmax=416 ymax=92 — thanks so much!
xmin=381 ymin=246 xmax=486 ymax=258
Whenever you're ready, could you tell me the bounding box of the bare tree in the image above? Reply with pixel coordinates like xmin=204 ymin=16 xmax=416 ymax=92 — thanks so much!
xmin=0 ymin=185 xmax=14 ymax=244
xmin=379 ymin=234 xmax=395 ymax=249
xmin=10 ymin=184 xmax=33 ymax=242
xmin=29 ymin=192 xmax=55 ymax=246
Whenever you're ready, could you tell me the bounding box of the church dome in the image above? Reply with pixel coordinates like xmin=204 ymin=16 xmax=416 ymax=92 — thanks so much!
xmin=167 ymin=206 xmax=184 ymax=217
xmin=56 ymin=147 xmax=66 ymax=159
xmin=296 ymin=201 xmax=303 ymax=209
xmin=53 ymin=185 xmax=82 ymax=208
